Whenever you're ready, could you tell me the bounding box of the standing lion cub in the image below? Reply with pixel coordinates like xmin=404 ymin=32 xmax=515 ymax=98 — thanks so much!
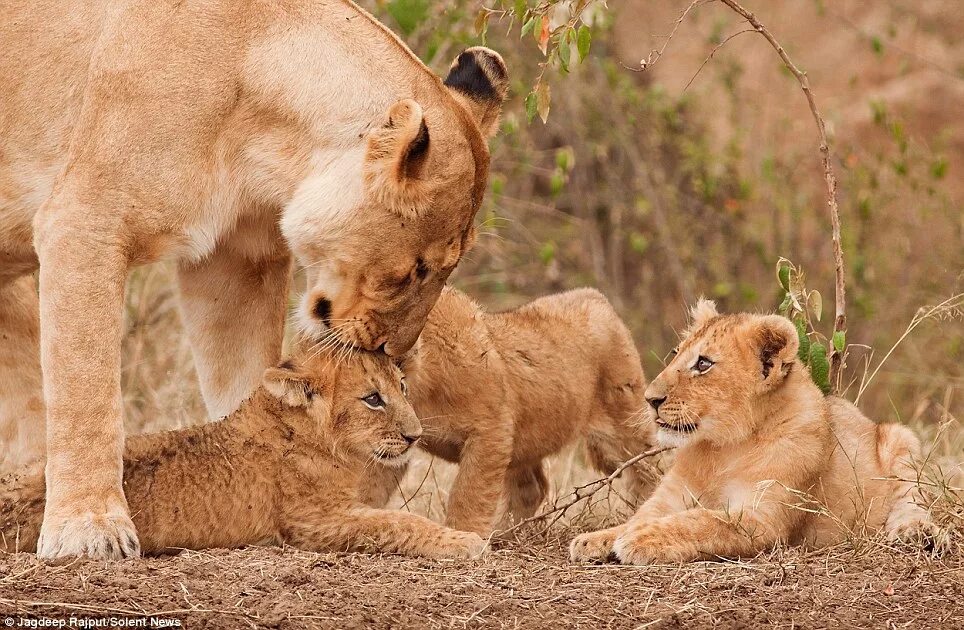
xmin=0 ymin=344 xmax=483 ymax=559
xmin=364 ymin=287 xmax=658 ymax=535
xmin=571 ymin=300 xmax=939 ymax=564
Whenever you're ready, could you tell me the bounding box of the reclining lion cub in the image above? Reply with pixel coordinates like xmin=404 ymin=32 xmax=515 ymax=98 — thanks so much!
xmin=364 ymin=287 xmax=658 ymax=536
xmin=571 ymin=300 xmax=938 ymax=564
xmin=0 ymin=345 xmax=483 ymax=559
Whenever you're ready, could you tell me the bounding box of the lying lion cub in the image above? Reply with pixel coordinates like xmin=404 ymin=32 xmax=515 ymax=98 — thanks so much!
xmin=364 ymin=287 xmax=658 ymax=535
xmin=571 ymin=300 xmax=938 ymax=564
xmin=0 ymin=345 xmax=483 ymax=559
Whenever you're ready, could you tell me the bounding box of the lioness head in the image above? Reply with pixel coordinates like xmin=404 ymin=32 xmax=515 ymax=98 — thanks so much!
xmin=262 ymin=344 xmax=421 ymax=467
xmin=283 ymin=48 xmax=509 ymax=356
xmin=644 ymin=299 xmax=800 ymax=448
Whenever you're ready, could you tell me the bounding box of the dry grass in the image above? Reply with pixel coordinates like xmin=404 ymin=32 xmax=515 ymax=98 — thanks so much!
xmin=1 ymin=534 xmax=961 ymax=628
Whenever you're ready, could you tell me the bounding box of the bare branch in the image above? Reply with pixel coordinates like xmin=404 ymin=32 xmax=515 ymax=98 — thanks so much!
xmin=493 ymin=447 xmax=670 ymax=538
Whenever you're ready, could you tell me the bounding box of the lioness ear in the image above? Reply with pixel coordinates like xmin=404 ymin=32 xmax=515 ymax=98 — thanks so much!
xmin=365 ymin=99 xmax=432 ymax=218
xmin=263 ymin=360 xmax=313 ymax=408
xmin=682 ymin=297 xmax=719 ymax=337
xmin=444 ymin=47 xmax=509 ymax=138
xmin=752 ymin=316 xmax=799 ymax=387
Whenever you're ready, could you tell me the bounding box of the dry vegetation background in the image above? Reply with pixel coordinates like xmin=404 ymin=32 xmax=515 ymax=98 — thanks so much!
xmin=119 ymin=0 xmax=963 ymax=524
xmin=3 ymin=0 xmax=962 ymax=626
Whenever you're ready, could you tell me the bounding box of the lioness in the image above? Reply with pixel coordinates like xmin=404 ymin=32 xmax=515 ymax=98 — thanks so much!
xmin=0 ymin=0 xmax=506 ymax=559
xmin=570 ymin=300 xmax=939 ymax=564
xmin=364 ymin=287 xmax=658 ymax=536
xmin=0 ymin=344 xmax=484 ymax=559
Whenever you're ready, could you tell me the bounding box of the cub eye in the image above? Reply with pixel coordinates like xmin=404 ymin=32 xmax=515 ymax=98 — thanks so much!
xmin=400 ymin=378 xmax=408 ymax=398
xmin=694 ymin=356 xmax=715 ymax=373
xmin=361 ymin=392 xmax=385 ymax=409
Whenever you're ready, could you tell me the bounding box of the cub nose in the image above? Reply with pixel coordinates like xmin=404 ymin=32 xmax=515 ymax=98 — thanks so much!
xmin=402 ymin=429 xmax=422 ymax=445
xmin=647 ymin=396 xmax=667 ymax=411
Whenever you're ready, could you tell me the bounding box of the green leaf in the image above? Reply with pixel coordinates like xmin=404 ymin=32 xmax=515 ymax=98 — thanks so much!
xmin=577 ymin=25 xmax=591 ymax=61
xmin=778 ymin=293 xmax=792 ymax=315
xmin=514 ymin=0 xmax=527 ymax=19
xmin=550 ymin=169 xmax=565 ymax=196
xmin=539 ymin=241 xmax=556 ymax=264
xmin=524 ymin=91 xmax=538 ymax=123
xmin=795 ymin=318 xmax=810 ymax=362
xmin=520 ymin=17 xmax=535 ymax=38
xmin=778 ymin=263 xmax=791 ymax=292
xmin=832 ymin=330 xmax=846 ymax=353
xmin=558 ymin=35 xmax=571 ymax=72
xmin=870 ymin=36 xmax=884 ymax=56
xmin=809 ymin=342 xmax=831 ymax=394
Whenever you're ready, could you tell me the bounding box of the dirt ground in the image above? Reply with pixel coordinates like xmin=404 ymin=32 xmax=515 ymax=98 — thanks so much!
xmin=1 ymin=531 xmax=961 ymax=630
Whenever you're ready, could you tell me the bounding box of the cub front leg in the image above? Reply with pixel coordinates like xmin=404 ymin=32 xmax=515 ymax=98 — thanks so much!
xmin=34 ymin=213 xmax=138 ymax=560
xmin=283 ymin=506 xmax=485 ymax=559
xmin=612 ymin=507 xmax=788 ymax=565
xmin=445 ymin=428 xmax=513 ymax=536
xmin=177 ymin=221 xmax=291 ymax=419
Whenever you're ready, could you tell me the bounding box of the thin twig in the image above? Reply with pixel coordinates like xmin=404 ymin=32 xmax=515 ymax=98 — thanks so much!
xmin=495 ymin=447 xmax=669 ymax=537
xmin=714 ymin=0 xmax=848 ymax=391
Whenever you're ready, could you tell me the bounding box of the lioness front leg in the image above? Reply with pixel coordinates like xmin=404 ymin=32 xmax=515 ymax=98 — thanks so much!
xmin=445 ymin=430 xmax=513 ymax=535
xmin=34 ymin=211 xmax=138 ymax=560
xmin=283 ymin=506 xmax=485 ymax=559
xmin=178 ymin=221 xmax=291 ymax=418
xmin=0 ymin=275 xmax=45 ymax=472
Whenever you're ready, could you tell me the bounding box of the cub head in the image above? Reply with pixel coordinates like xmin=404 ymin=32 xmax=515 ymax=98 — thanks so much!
xmin=644 ymin=299 xmax=801 ymax=448
xmin=284 ymin=48 xmax=508 ymax=356
xmin=262 ymin=344 xmax=421 ymax=467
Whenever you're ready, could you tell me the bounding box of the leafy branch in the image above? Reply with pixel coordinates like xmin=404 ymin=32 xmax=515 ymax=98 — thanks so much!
xmin=480 ymin=0 xmax=602 ymax=122
xmin=633 ymin=0 xmax=849 ymax=393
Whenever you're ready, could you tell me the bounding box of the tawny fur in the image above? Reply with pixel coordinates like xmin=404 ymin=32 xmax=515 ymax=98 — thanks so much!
xmin=570 ymin=300 xmax=939 ymax=565
xmin=0 ymin=345 xmax=484 ymax=560
xmin=362 ymin=287 xmax=658 ymax=536
xmin=0 ymin=0 xmax=507 ymax=559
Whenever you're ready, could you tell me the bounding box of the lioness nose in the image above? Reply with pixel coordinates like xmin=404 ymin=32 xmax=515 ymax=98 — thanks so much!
xmin=647 ymin=396 xmax=667 ymax=411
xmin=402 ymin=429 xmax=422 ymax=445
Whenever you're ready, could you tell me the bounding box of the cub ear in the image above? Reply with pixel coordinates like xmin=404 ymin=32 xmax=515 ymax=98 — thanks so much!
xmin=444 ymin=47 xmax=509 ymax=138
xmin=751 ymin=315 xmax=799 ymax=387
xmin=682 ymin=297 xmax=719 ymax=337
xmin=365 ymin=99 xmax=432 ymax=219
xmin=263 ymin=360 xmax=313 ymax=408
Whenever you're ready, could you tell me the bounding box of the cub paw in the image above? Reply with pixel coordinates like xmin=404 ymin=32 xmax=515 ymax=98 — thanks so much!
xmin=569 ymin=528 xmax=621 ymax=563
xmin=438 ymin=531 xmax=487 ymax=560
xmin=889 ymin=518 xmax=951 ymax=554
xmin=612 ymin=526 xmax=689 ymax=565
xmin=37 ymin=511 xmax=140 ymax=560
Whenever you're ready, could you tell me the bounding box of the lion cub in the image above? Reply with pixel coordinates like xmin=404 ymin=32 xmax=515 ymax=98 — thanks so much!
xmin=0 ymin=345 xmax=483 ymax=559
xmin=364 ymin=287 xmax=657 ymax=536
xmin=571 ymin=300 xmax=939 ymax=564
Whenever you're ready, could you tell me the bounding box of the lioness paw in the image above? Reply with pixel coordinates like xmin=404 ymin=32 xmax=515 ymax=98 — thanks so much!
xmin=569 ymin=529 xmax=620 ymax=563
xmin=37 ymin=512 xmax=140 ymax=560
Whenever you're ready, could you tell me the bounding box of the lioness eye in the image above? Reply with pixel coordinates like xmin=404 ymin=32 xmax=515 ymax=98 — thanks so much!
xmin=400 ymin=378 xmax=408 ymax=397
xmin=694 ymin=356 xmax=715 ymax=373
xmin=361 ymin=392 xmax=385 ymax=409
